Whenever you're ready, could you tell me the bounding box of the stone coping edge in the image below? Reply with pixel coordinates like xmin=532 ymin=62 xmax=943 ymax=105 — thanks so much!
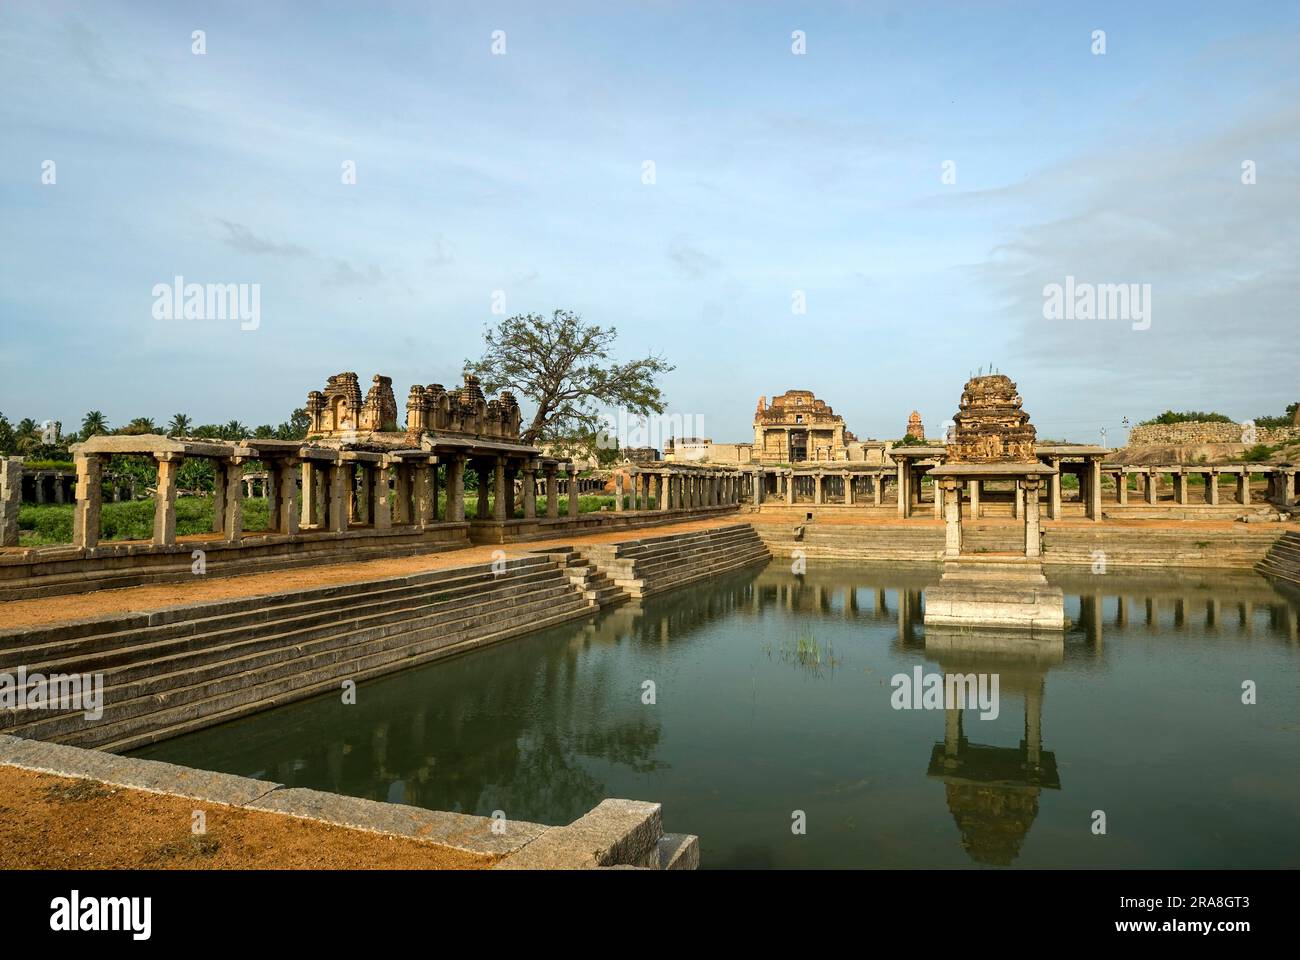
xmin=0 ymin=734 xmax=698 ymax=868
xmin=0 ymin=733 xmax=537 ymax=859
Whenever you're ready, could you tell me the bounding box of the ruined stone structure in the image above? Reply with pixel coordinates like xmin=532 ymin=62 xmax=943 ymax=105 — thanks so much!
xmin=1127 ymin=420 xmax=1300 ymax=446
xmin=307 ymin=372 xmax=399 ymax=436
xmin=948 ymin=375 xmax=1037 ymax=464
xmin=402 ymin=376 xmax=522 ymax=444
xmin=906 ymin=411 xmax=925 ymax=441
xmin=753 ymin=390 xmax=849 ymax=463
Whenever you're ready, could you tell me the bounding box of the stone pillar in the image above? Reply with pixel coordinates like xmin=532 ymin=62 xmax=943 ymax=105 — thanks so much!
xmin=327 ymin=462 xmax=349 ymax=532
xmin=1088 ymin=457 xmax=1102 ymax=521
xmin=386 ymin=464 xmax=405 ymax=524
xmin=211 ymin=461 xmax=227 ymax=534
xmin=1117 ymin=471 xmax=1129 ymax=505
xmin=615 ymin=471 xmax=625 ymax=512
xmin=1205 ymin=469 xmax=1219 ymax=505
xmin=492 ymin=456 xmax=507 ymax=521
xmin=153 ymin=453 xmax=183 ymax=546
xmin=941 ymin=478 xmax=962 ymax=558
xmin=447 ymin=455 xmax=466 ymax=522
xmin=414 ymin=460 xmax=436 ymax=525
xmin=753 ymin=469 xmax=763 ymax=505
xmin=813 ymin=472 xmax=823 ymax=505
xmin=970 ymin=479 xmax=981 ymax=519
xmin=511 ymin=463 xmax=530 ymax=519
xmin=220 ymin=457 xmax=245 ymax=542
xmin=0 ymin=458 xmax=22 ymax=547
xmin=72 ymin=454 xmax=104 ymax=549
xmin=277 ymin=460 xmax=300 ymax=534
xmin=873 ymin=473 xmax=883 ymax=507
xmin=567 ymin=466 xmax=580 ymax=517
xmin=1172 ymin=469 xmax=1187 ymax=506
xmin=53 ymin=475 xmax=65 ymax=504
xmin=786 ymin=471 xmax=795 ymax=505
xmin=1284 ymin=469 xmax=1297 ymax=507
xmin=1145 ymin=470 xmax=1158 ymax=505
xmin=1237 ymin=470 xmax=1250 ymax=506
xmin=1024 ymin=477 xmax=1042 ymax=558
xmin=1013 ymin=480 xmax=1023 ymax=519
xmin=300 ymin=463 xmax=317 ymax=528
xmin=535 ymin=465 xmax=553 ymax=519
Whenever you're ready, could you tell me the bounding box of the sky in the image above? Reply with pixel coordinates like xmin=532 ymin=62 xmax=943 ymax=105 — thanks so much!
xmin=1 ymin=0 xmax=1297 ymax=446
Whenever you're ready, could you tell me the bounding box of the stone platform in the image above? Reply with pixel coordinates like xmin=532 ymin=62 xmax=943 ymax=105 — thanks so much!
xmin=923 ymin=556 xmax=1065 ymax=632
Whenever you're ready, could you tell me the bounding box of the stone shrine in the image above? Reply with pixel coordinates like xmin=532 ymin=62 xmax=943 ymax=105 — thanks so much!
xmin=925 ymin=374 xmax=1064 ymax=634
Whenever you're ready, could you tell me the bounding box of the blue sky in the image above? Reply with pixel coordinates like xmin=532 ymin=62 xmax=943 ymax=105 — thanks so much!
xmin=1 ymin=0 xmax=1297 ymax=444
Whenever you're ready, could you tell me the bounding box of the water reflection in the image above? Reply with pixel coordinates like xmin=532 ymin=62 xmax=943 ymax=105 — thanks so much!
xmin=133 ymin=561 xmax=1300 ymax=868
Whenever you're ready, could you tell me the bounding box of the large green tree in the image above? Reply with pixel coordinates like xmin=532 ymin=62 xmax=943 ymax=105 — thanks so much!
xmin=465 ymin=310 xmax=672 ymax=446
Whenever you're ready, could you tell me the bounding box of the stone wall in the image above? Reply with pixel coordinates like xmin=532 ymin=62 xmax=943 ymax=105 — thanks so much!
xmin=1128 ymin=422 xmax=1300 ymax=446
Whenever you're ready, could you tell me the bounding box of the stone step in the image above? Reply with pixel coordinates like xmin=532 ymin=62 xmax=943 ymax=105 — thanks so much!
xmin=616 ymin=545 xmax=771 ymax=598
xmin=8 ymin=578 xmax=587 ymax=742
xmin=1 ymin=563 xmax=565 ymax=670
xmin=605 ymin=533 xmax=767 ymax=574
xmin=0 ymin=555 xmax=556 ymax=655
xmin=615 ymin=539 xmax=766 ymax=581
xmin=5 ymin=577 xmax=581 ymax=719
xmin=19 ymin=584 xmax=593 ymax=747
xmin=93 ymin=599 xmax=601 ymax=754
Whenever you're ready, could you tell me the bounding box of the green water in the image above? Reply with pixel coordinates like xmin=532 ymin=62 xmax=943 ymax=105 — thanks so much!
xmin=132 ymin=561 xmax=1300 ymax=868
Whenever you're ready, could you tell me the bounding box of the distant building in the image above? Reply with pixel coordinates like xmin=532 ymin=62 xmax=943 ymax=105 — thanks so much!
xmin=664 ymin=437 xmax=710 ymax=462
xmin=623 ymin=446 xmax=660 ymax=463
xmin=906 ymin=410 xmax=926 ymax=441
xmin=752 ymin=390 xmax=848 ymax=463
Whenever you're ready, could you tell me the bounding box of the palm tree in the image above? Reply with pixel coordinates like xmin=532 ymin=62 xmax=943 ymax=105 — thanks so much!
xmin=14 ymin=418 xmax=41 ymax=454
xmin=167 ymin=413 xmax=192 ymax=437
xmin=81 ymin=410 xmax=109 ymax=439
xmin=222 ymin=420 xmax=248 ymax=440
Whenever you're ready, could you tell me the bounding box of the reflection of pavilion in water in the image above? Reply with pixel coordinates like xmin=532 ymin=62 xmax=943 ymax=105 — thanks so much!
xmin=923 ymin=631 xmax=1063 ymax=866
xmin=750 ymin=563 xmax=1299 ymax=865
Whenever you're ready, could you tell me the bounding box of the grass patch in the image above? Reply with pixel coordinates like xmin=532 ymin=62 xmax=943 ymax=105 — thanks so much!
xmin=43 ymin=779 xmax=113 ymax=804
xmin=19 ymin=492 xmax=623 ymax=545
xmin=19 ymin=497 xmax=271 ymax=545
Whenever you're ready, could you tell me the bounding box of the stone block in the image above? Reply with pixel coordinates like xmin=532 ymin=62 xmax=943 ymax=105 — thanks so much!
xmin=0 ymin=734 xmax=279 ymax=805
xmin=248 ymin=787 xmax=547 ymax=856
xmin=494 ymin=798 xmax=663 ymax=869
xmin=658 ymin=832 xmax=700 ymax=870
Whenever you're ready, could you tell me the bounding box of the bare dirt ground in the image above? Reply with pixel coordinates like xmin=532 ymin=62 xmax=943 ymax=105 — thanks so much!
xmin=0 ymin=517 xmax=739 ymax=628
xmin=0 ymin=766 xmax=497 ymax=870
